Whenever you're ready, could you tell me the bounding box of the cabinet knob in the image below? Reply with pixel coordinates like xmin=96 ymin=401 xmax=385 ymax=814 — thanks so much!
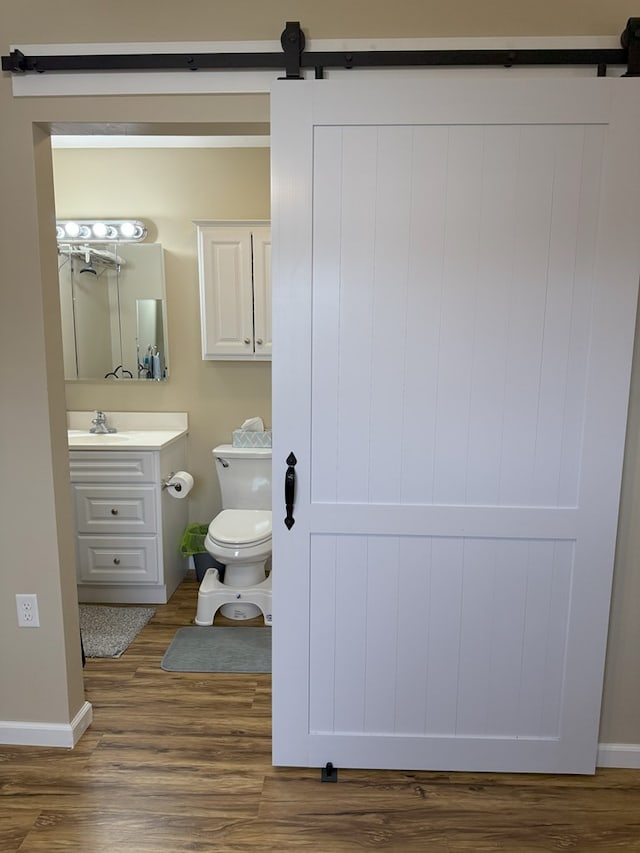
xmin=113 ymin=557 xmax=121 ymax=565
xmin=244 ymin=337 xmax=251 ymax=344
xmin=256 ymin=338 xmax=263 ymax=345
xmin=111 ymin=508 xmax=119 ymax=516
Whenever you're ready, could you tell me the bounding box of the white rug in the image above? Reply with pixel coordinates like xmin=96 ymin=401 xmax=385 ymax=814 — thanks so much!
xmin=79 ymin=605 xmax=155 ymax=658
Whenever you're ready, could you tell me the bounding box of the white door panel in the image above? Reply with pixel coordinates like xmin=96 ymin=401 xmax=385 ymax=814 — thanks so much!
xmin=311 ymin=121 xmax=603 ymax=509
xmin=271 ymin=78 xmax=640 ymax=773
xmin=252 ymin=227 xmax=272 ymax=356
xmin=198 ymin=228 xmax=254 ymax=357
xmin=308 ymin=535 xmax=571 ymax=739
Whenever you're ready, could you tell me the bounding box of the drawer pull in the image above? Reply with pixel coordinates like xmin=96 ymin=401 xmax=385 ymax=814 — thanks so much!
xmin=111 ymin=508 xmax=119 ymax=516
xmin=113 ymin=557 xmax=121 ymax=565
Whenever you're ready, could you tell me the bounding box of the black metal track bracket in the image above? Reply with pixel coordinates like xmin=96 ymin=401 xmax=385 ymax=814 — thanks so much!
xmin=5 ymin=48 xmax=27 ymax=73
xmin=321 ymin=761 xmax=338 ymax=782
xmin=280 ymin=21 xmax=305 ymax=79
xmin=622 ymin=17 xmax=640 ymax=75
xmin=1 ymin=20 xmax=637 ymax=76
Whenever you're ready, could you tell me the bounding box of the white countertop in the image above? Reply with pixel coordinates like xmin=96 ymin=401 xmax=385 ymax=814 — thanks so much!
xmin=67 ymin=411 xmax=188 ymax=450
xmin=67 ymin=428 xmax=188 ymax=450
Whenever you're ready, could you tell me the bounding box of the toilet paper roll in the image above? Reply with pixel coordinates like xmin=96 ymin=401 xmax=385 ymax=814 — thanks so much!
xmin=165 ymin=471 xmax=194 ymax=499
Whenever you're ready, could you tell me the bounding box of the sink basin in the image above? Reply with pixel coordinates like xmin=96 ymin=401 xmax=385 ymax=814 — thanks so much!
xmin=67 ymin=430 xmax=131 ymax=445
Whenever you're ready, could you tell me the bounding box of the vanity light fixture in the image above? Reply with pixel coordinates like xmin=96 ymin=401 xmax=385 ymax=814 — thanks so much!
xmin=55 ymin=219 xmax=147 ymax=243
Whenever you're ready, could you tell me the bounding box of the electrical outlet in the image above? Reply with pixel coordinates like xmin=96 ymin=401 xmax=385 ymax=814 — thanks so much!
xmin=16 ymin=594 xmax=40 ymax=628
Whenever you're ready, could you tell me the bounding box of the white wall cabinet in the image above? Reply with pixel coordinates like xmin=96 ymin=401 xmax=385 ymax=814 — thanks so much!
xmin=69 ymin=438 xmax=188 ymax=604
xmin=195 ymin=221 xmax=271 ymax=360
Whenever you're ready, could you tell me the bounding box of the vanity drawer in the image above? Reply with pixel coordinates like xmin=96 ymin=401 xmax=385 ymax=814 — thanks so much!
xmin=76 ymin=536 xmax=159 ymax=584
xmin=69 ymin=451 xmax=156 ymax=483
xmin=73 ymin=485 xmax=157 ymax=534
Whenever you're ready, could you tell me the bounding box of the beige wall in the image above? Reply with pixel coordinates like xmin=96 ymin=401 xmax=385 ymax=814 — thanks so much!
xmin=1 ymin=0 xmax=640 ymax=748
xmin=1 ymin=0 xmax=638 ymax=41
xmin=54 ymin=146 xmax=272 ymax=523
xmin=0 ymin=89 xmax=270 ymax=731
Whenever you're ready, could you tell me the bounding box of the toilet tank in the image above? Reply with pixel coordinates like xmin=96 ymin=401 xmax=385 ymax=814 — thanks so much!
xmin=212 ymin=445 xmax=272 ymax=510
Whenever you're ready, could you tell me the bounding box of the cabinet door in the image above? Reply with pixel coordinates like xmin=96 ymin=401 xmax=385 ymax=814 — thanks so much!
xmin=198 ymin=227 xmax=255 ymax=358
xmin=252 ymin=227 xmax=272 ymax=359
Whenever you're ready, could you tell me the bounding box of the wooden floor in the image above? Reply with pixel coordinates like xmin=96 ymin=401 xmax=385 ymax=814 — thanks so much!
xmin=2 ymin=576 xmax=640 ymax=851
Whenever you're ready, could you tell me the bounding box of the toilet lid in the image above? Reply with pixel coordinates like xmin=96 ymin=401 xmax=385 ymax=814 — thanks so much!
xmin=208 ymin=509 xmax=272 ymax=547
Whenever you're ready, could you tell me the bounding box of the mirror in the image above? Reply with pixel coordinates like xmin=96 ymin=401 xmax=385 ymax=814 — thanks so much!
xmin=58 ymin=242 xmax=169 ymax=381
xmin=136 ymin=300 xmax=166 ymax=379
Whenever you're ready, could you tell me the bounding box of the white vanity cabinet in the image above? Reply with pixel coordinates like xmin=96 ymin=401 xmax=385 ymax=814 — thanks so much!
xmin=70 ymin=437 xmax=188 ymax=605
xmin=195 ymin=221 xmax=271 ymax=360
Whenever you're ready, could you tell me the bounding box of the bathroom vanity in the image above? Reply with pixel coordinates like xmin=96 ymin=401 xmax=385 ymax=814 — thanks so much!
xmin=68 ymin=412 xmax=189 ymax=604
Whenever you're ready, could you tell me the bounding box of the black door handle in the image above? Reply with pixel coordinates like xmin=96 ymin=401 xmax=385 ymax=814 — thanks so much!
xmin=285 ymin=452 xmax=297 ymax=530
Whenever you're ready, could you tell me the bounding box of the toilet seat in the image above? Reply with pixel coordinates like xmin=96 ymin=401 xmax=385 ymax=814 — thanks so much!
xmin=207 ymin=509 xmax=272 ymax=549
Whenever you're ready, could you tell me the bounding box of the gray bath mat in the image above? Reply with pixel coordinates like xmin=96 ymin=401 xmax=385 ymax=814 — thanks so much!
xmin=79 ymin=605 xmax=155 ymax=658
xmin=161 ymin=626 xmax=271 ymax=673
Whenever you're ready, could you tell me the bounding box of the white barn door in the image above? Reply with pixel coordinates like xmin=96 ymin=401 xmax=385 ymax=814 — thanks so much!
xmin=271 ymin=78 xmax=640 ymax=774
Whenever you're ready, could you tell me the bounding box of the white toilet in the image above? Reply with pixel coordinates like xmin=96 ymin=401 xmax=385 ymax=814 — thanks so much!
xmin=195 ymin=445 xmax=272 ymax=625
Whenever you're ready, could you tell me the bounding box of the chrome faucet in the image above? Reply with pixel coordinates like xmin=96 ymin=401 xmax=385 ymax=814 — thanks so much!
xmin=89 ymin=411 xmax=117 ymax=434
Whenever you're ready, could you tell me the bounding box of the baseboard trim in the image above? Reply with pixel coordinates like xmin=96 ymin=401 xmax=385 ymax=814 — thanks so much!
xmin=0 ymin=716 xmax=635 ymax=764
xmin=0 ymin=701 xmax=93 ymax=748
xmin=77 ymin=583 xmax=169 ymax=604
xmin=597 ymin=742 xmax=640 ymax=769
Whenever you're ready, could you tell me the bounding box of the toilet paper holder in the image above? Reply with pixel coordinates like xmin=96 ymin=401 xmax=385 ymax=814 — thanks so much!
xmin=161 ymin=470 xmax=194 ymax=499
xmin=162 ymin=472 xmax=181 ymax=492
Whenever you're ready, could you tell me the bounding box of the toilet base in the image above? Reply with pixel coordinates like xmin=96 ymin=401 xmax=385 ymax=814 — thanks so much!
xmin=195 ymin=568 xmax=272 ymax=626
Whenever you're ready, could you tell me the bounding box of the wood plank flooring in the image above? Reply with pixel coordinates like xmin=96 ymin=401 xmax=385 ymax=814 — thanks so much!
xmin=2 ymin=575 xmax=640 ymax=851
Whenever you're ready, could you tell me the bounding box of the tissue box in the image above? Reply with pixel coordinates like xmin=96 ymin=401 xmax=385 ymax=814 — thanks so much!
xmin=232 ymin=429 xmax=272 ymax=448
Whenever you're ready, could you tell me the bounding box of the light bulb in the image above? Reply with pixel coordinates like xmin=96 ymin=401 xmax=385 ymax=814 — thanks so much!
xmin=65 ymin=221 xmax=80 ymax=238
xmin=92 ymin=222 xmax=108 ymax=238
xmin=119 ymin=221 xmax=136 ymax=238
